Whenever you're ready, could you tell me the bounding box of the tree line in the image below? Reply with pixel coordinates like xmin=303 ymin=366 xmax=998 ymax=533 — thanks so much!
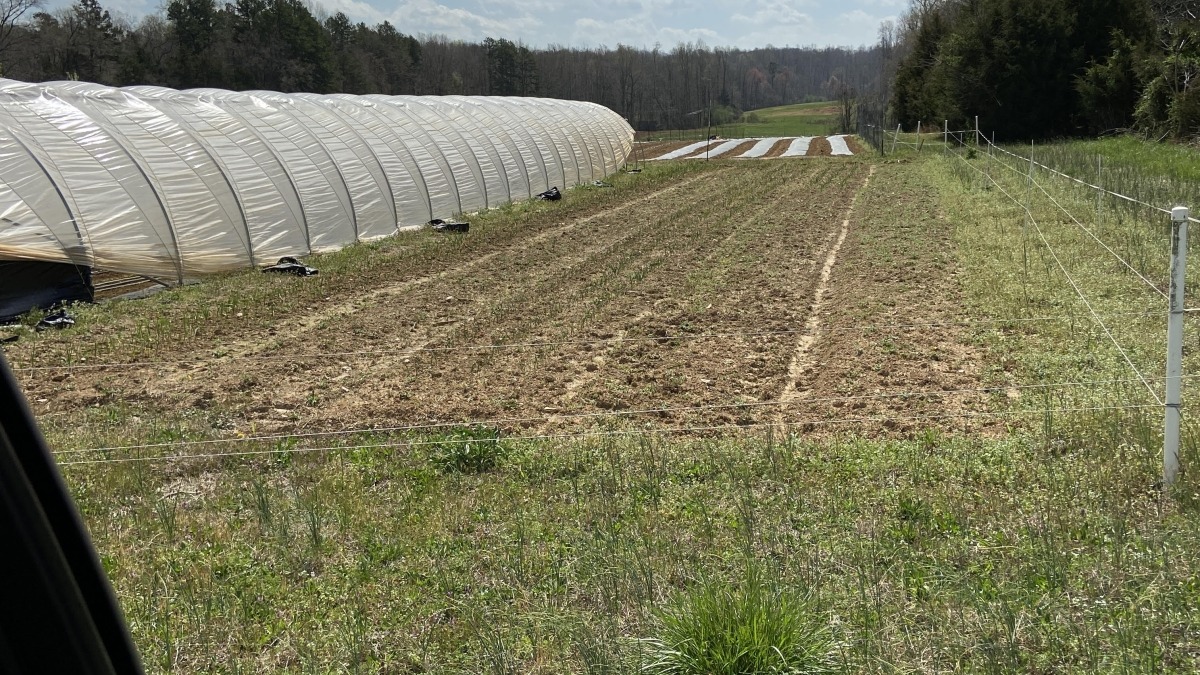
xmin=881 ymin=0 xmax=1200 ymax=140
xmin=0 ymin=0 xmax=883 ymax=130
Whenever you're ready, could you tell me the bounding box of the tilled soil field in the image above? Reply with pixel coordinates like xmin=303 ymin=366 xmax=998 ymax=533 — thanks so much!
xmin=762 ymin=138 xmax=798 ymax=158
xmin=7 ymin=157 xmax=987 ymax=459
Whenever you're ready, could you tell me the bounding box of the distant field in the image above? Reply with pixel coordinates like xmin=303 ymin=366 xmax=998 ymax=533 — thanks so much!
xmin=740 ymin=101 xmax=841 ymax=137
xmin=639 ymin=100 xmax=839 ymax=142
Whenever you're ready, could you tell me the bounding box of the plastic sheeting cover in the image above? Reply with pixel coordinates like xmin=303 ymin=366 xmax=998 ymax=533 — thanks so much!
xmin=0 ymin=79 xmax=634 ymax=281
xmin=780 ymin=137 xmax=814 ymax=157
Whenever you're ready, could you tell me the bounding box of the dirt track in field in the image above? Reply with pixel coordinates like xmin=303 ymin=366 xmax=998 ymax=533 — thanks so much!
xmin=797 ymin=163 xmax=997 ymax=436
xmin=12 ymin=158 xmax=990 ymax=449
xmin=762 ymin=139 xmax=796 ymax=158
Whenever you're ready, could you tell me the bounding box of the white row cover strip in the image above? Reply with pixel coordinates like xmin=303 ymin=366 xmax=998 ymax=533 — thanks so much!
xmin=651 ymin=139 xmax=717 ymax=160
xmin=703 ymin=139 xmax=748 ymax=158
xmin=739 ymin=137 xmax=785 ymax=158
xmin=0 ymin=79 xmax=635 ymax=281
xmin=780 ymin=137 xmax=814 ymax=157
xmin=828 ymin=135 xmax=854 ymax=156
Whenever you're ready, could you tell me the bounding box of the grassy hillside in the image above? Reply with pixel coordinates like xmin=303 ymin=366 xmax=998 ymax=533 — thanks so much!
xmin=740 ymin=100 xmax=841 ymax=137
xmin=639 ymin=100 xmax=840 ymax=141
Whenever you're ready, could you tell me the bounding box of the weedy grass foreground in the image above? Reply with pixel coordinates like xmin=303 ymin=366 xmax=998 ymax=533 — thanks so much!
xmin=66 ymin=426 xmax=1200 ymax=673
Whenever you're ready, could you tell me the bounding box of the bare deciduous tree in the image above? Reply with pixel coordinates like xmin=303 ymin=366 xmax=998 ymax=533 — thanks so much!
xmin=1152 ymin=0 xmax=1198 ymax=26
xmin=0 ymin=0 xmax=41 ymax=65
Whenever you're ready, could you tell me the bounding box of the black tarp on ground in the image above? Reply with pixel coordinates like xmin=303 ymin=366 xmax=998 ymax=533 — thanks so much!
xmin=0 ymin=261 xmax=93 ymax=323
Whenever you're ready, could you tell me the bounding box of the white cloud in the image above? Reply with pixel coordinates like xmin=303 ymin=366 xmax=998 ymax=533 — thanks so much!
xmin=43 ymin=0 xmax=888 ymax=49
xmin=321 ymin=0 xmax=390 ymax=24
xmin=570 ymin=15 xmax=720 ymax=49
xmin=732 ymin=0 xmax=813 ymax=26
xmin=384 ymin=0 xmax=541 ymax=41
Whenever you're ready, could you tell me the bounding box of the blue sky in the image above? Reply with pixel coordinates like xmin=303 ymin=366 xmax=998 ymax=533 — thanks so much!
xmin=94 ymin=0 xmax=904 ymax=50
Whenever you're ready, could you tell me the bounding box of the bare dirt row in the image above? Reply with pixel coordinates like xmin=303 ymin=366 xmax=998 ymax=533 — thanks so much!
xmin=798 ymin=162 xmax=995 ymax=435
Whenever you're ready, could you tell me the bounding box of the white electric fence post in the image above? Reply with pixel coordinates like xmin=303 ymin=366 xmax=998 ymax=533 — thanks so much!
xmin=1165 ymin=205 xmax=1189 ymax=488
xmin=892 ymin=124 xmax=901 ymax=155
xmin=1097 ymin=156 xmax=1103 ymax=226
xmin=975 ymin=116 xmax=980 ymax=145
xmin=984 ymin=128 xmax=992 ymax=174
xmin=1023 ymin=141 xmax=1034 ymax=234
xmin=944 ymin=120 xmax=948 ymax=154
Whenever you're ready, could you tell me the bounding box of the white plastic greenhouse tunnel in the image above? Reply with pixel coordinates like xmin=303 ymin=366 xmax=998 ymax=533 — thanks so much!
xmin=0 ymin=78 xmax=634 ymax=320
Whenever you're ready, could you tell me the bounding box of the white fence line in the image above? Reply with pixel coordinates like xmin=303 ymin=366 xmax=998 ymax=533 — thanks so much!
xmin=981 ymin=148 xmax=1169 ymax=300
xmin=980 ymin=135 xmax=1200 ymax=225
xmin=945 ymin=124 xmax=1190 ymax=486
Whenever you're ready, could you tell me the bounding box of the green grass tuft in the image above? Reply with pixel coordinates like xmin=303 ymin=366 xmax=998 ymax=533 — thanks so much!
xmin=643 ymin=564 xmax=833 ymax=675
xmin=428 ymin=425 xmax=510 ymax=474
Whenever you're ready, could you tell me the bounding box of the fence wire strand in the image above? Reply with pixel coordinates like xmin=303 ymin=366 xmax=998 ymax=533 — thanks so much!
xmin=979 ymin=142 xmax=1169 ymax=300
xmin=6 ymin=312 xmax=1167 ymax=373
xmin=978 ymin=132 xmax=1199 ymax=224
xmin=56 ymin=375 xmax=1186 ymax=456
xmin=58 ymin=404 xmax=1160 ymax=467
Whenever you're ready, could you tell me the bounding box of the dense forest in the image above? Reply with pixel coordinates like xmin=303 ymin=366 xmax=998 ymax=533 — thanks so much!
xmin=2 ymin=0 xmax=1195 ymax=142
xmin=0 ymin=0 xmax=883 ymax=131
xmin=882 ymin=0 xmax=1200 ymax=140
